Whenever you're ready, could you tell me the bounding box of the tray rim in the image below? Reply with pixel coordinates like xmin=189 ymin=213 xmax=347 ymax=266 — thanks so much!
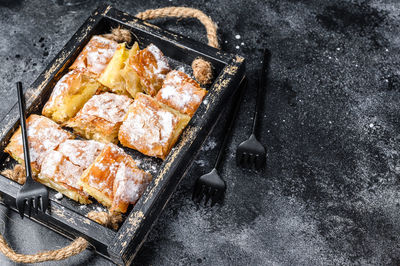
xmin=0 ymin=4 xmax=245 ymax=265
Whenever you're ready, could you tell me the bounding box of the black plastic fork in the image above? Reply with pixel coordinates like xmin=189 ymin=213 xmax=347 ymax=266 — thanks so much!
xmin=236 ymin=49 xmax=270 ymax=170
xmin=15 ymin=82 xmax=49 ymax=218
xmin=192 ymin=77 xmax=247 ymax=206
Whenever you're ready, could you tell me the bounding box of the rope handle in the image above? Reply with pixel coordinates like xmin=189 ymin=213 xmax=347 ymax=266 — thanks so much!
xmin=0 ymin=6 xmax=219 ymax=264
xmin=0 ymin=235 xmax=88 ymax=263
xmin=136 ymin=7 xmax=219 ymax=49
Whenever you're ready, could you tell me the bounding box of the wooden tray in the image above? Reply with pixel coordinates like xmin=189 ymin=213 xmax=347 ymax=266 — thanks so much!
xmin=0 ymin=4 xmax=245 ymax=265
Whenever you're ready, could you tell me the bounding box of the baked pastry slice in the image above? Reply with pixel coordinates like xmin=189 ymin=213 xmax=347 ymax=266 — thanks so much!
xmin=38 ymin=140 xmax=104 ymax=204
xmin=98 ymin=42 xmax=143 ymax=98
xmin=70 ymin=35 xmax=118 ymax=78
xmin=42 ymin=69 xmax=103 ymax=123
xmin=156 ymin=70 xmax=207 ymax=117
xmin=118 ymin=93 xmax=190 ymax=159
xmin=65 ymin=92 xmax=133 ymax=143
xmin=128 ymin=43 xmax=170 ymax=96
xmin=79 ymin=143 xmax=152 ymax=213
xmin=4 ymin=115 xmax=73 ymax=175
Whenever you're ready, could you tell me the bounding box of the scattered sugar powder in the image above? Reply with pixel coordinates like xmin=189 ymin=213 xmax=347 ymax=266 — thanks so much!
xmin=201 ymin=138 xmax=217 ymax=151
xmin=55 ymin=193 xmax=63 ymax=200
xmin=176 ymin=66 xmax=186 ymax=73
xmin=195 ymin=160 xmax=207 ymax=167
xmin=96 ymin=206 xmax=105 ymax=212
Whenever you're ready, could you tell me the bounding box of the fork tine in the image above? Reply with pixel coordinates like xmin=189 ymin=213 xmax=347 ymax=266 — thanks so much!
xmin=34 ymin=196 xmax=40 ymax=214
xmin=243 ymin=153 xmax=250 ymax=167
xmin=204 ymin=187 xmax=212 ymax=206
xmin=27 ymin=198 xmax=33 ymax=217
xmin=253 ymin=154 xmax=259 ymax=169
xmin=17 ymin=199 xmax=26 ymax=219
xmin=250 ymin=154 xmax=257 ymax=169
xmin=196 ymin=185 xmax=206 ymax=203
xmin=210 ymin=189 xmax=218 ymax=207
xmin=41 ymin=195 xmax=49 ymax=214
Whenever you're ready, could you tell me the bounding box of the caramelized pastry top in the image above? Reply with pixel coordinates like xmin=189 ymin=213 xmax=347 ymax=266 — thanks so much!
xmin=40 ymin=140 xmax=104 ymax=190
xmin=112 ymin=156 xmax=152 ymax=207
xmin=46 ymin=70 xmax=82 ymax=105
xmin=70 ymin=36 xmax=118 ymax=77
xmin=129 ymin=44 xmax=170 ymax=96
xmin=57 ymin=140 xmax=105 ymax=168
xmin=6 ymin=115 xmax=73 ymax=170
xmin=76 ymin=92 xmax=133 ymax=124
xmin=118 ymin=93 xmax=180 ymax=156
xmin=81 ymin=143 xmax=152 ymax=211
xmin=156 ymin=70 xmax=207 ymax=116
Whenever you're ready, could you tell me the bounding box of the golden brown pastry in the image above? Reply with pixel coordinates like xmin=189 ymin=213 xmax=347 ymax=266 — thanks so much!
xmin=4 ymin=115 xmax=73 ymax=175
xmin=38 ymin=140 xmax=104 ymax=204
xmin=79 ymin=143 xmax=152 ymax=213
xmin=118 ymin=93 xmax=190 ymax=160
xmin=65 ymin=92 xmax=133 ymax=143
xmin=70 ymin=35 xmax=118 ymax=77
xmin=98 ymin=42 xmax=143 ymax=98
xmin=156 ymin=70 xmax=207 ymax=117
xmin=42 ymin=69 xmax=103 ymax=123
xmin=128 ymin=43 xmax=170 ymax=96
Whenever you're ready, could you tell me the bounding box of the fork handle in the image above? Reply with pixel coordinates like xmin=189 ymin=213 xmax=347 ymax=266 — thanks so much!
xmin=214 ymin=77 xmax=247 ymax=170
xmin=16 ymin=82 xmax=33 ymax=181
xmin=252 ymin=49 xmax=271 ymax=135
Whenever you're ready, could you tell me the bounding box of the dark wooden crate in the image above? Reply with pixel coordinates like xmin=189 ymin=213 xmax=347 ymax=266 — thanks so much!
xmin=0 ymin=4 xmax=245 ymax=265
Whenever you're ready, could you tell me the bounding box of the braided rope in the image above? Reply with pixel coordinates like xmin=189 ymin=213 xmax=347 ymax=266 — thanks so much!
xmin=136 ymin=7 xmax=219 ymax=49
xmin=136 ymin=7 xmax=219 ymax=84
xmin=0 ymin=235 xmax=88 ymax=263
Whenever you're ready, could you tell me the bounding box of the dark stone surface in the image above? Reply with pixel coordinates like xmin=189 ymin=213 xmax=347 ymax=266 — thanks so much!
xmin=1 ymin=0 xmax=400 ymax=265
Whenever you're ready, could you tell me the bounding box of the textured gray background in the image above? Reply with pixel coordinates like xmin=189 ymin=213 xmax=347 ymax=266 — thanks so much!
xmin=1 ymin=0 xmax=400 ymax=265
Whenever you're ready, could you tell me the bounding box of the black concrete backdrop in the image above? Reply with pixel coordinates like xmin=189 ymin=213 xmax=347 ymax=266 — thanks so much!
xmin=1 ymin=0 xmax=400 ymax=265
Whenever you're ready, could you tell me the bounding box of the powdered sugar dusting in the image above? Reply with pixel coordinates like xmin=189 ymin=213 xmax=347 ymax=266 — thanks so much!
xmin=113 ymin=162 xmax=151 ymax=204
xmin=11 ymin=115 xmax=71 ymax=168
xmin=156 ymin=70 xmax=206 ymax=116
xmin=57 ymin=139 xmax=104 ymax=168
xmin=158 ymin=110 xmax=174 ymax=145
xmin=119 ymin=94 xmax=179 ymax=154
xmin=71 ymin=35 xmax=118 ymax=76
xmin=40 ymin=140 xmax=104 ymax=191
xmin=79 ymin=92 xmax=133 ymax=123
xmin=147 ymin=44 xmax=169 ymax=79
xmin=48 ymin=70 xmax=76 ymax=103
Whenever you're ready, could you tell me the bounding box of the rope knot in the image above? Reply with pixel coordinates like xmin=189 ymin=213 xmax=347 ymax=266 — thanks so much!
xmin=103 ymin=27 xmax=132 ymax=43
xmin=192 ymin=58 xmax=213 ymax=85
